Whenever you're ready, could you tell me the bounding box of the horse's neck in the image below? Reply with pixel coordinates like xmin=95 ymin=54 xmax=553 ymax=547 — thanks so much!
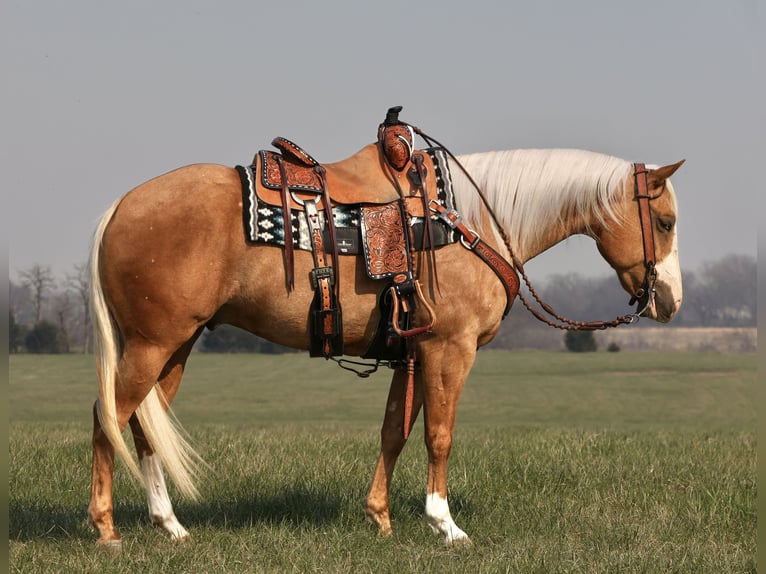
xmin=450 ymin=150 xmax=631 ymax=264
xmin=514 ymin=211 xmax=592 ymax=263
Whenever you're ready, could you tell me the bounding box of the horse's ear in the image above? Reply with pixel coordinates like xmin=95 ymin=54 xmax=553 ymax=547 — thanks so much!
xmin=648 ymin=159 xmax=685 ymax=187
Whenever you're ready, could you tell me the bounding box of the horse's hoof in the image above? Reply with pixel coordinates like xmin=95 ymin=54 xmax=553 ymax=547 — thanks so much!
xmin=173 ymin=532 xmax=192 ymax=544
xmin=365 ymin=510 xmax=393 ymax=538
xmin=447 ymin=534 xmax=473 ymax=548
xmin=96 ymin=539 xmax=123 ymax=553
xmin=153 ymin=517 xmax=191 ymax=542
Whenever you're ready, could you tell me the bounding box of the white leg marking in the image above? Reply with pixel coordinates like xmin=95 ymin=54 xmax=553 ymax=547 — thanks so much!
xmin=141 ymin=454 xmax=190 ymax=540
xmin=425 ymin=493 xmax=471 ymax=545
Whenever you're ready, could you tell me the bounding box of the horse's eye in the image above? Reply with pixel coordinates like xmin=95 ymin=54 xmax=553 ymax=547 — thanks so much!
xmin=656 ymin=218 xmax=674 ymax=233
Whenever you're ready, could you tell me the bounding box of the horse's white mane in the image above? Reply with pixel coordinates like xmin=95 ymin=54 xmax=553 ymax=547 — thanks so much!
xmin=449 ymin=148 xmax=633 ymax=257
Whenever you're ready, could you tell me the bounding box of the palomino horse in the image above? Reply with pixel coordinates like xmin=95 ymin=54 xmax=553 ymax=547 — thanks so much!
xmin=87 ymin=139 xmax=684 ymax=549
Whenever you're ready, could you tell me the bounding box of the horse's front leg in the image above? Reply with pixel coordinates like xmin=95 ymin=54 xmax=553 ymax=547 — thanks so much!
xmin=365 ymin=367 xmax=424 ymax=536
xmin=421 ymin=342 xmax=476 ymax=546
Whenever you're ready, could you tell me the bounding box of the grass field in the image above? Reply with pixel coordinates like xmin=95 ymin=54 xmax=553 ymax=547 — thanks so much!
xmin=9 ymin=351 xmax=756 ymax=573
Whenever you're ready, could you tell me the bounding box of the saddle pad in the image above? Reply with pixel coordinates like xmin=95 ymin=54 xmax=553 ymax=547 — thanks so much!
xmin=237 ymin=147 xmax=456 ymax=252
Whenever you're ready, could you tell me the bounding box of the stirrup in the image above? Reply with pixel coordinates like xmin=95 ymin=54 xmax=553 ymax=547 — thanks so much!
xmin=389 ymin=279 xmax=435 ymax=338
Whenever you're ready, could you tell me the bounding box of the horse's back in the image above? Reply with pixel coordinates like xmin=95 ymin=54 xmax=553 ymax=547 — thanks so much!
xmin=117 ymin=163 xmax=241 ymax=215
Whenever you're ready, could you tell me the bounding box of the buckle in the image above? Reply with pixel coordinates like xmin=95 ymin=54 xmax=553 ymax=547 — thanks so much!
xmin=393 ymin=276 xmax=416 ymax=298
xmin=429 ymin=200 xmax=462 ymax=229
xmin=459 ymin=229 xmax=481 ymax=250
xmin=310 ymin=266 xmax=334 ymax=289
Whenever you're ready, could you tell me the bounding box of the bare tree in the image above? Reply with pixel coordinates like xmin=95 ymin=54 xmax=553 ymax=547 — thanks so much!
xmin=18 ymin=264 xmax=56 ymax=324
xmin=66 ymin=263 xmax=92 ymax=353
xmin=50 ymin=290 xmax=73 ymax=353
xmin=694 ymin=254 xmax=756 ymax=326
xmin=9 ymin=280 xmax=31 ymax=324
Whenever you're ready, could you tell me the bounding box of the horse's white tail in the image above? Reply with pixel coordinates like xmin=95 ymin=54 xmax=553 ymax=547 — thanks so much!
xmin=90 ymin=200 xmax=205 ymax=500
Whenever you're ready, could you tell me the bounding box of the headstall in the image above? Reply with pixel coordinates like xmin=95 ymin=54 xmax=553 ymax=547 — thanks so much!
xmin=629 ymin=162 xmax=667 ymax=318
xmin=413 ymin=127 xmax=663 ymax=331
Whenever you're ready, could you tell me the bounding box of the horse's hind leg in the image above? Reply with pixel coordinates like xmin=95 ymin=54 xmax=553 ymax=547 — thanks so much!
xmin=129 ymin=420 xmax=188 ymax=541
xmin=365 ymin=367 xmax=424 ymax=536
xmin=88 ymin=342 xmax=173 ymax=548
xmin=89 ymin=403 xmax=120 ymax=548
xmin=129 ymin=336 xmax=200 ymax=541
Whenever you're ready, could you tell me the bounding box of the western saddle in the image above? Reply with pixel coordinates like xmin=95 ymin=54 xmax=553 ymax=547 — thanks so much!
xmin=239 ymin=107 xmax=521 ymax=438
xmin=243 ymin=106 xmax=448 ymax=361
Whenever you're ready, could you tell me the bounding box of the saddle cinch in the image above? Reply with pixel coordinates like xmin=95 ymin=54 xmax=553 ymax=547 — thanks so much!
xmin=237 ymin=107 xmax=457 ymax=361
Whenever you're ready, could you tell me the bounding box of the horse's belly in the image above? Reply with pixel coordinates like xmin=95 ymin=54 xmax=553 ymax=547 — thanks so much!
xmin=213 ymin=248 xmax=384 ymax=355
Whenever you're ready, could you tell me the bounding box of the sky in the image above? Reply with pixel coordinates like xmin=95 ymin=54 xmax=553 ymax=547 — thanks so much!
xmin=3 ymin=1 xmax=761 ymax=285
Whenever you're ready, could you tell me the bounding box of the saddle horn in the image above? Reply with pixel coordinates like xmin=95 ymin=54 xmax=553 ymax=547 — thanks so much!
xmin=384 ymin=105 xmax=404 ymax=126
xmin=379 ymin=106 xmax=413 ymax=172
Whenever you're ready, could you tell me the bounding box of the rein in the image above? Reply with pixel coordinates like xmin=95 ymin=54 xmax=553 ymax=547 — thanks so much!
xmin=412 ymin=127 xmax=659 ymax=331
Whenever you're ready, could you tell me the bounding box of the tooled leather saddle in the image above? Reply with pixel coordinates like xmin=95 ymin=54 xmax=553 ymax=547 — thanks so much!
xmin=236 ymin=107 xmax=457 ymax=360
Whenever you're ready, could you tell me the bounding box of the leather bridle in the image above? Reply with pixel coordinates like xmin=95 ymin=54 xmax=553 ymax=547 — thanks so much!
xmin=508 ymin=162 xmax=667 ymax=329
xmin=628 ymin=162 xmax=667 ymax=318
xmin=415 ymin=124 xmax=667 ymax=330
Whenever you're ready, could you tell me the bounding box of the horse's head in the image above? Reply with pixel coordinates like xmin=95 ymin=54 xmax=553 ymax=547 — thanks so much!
xmin=596 ymin=160 xmax=685 ymax=323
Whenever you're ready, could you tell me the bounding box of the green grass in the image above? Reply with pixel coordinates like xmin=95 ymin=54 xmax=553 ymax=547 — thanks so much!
xmin=9 ymin=351 xmax=757 ymax=573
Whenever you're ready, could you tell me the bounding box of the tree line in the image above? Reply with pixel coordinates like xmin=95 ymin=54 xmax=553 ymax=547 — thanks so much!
xmin=8 ymin=254 xmax=756 ymax=354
